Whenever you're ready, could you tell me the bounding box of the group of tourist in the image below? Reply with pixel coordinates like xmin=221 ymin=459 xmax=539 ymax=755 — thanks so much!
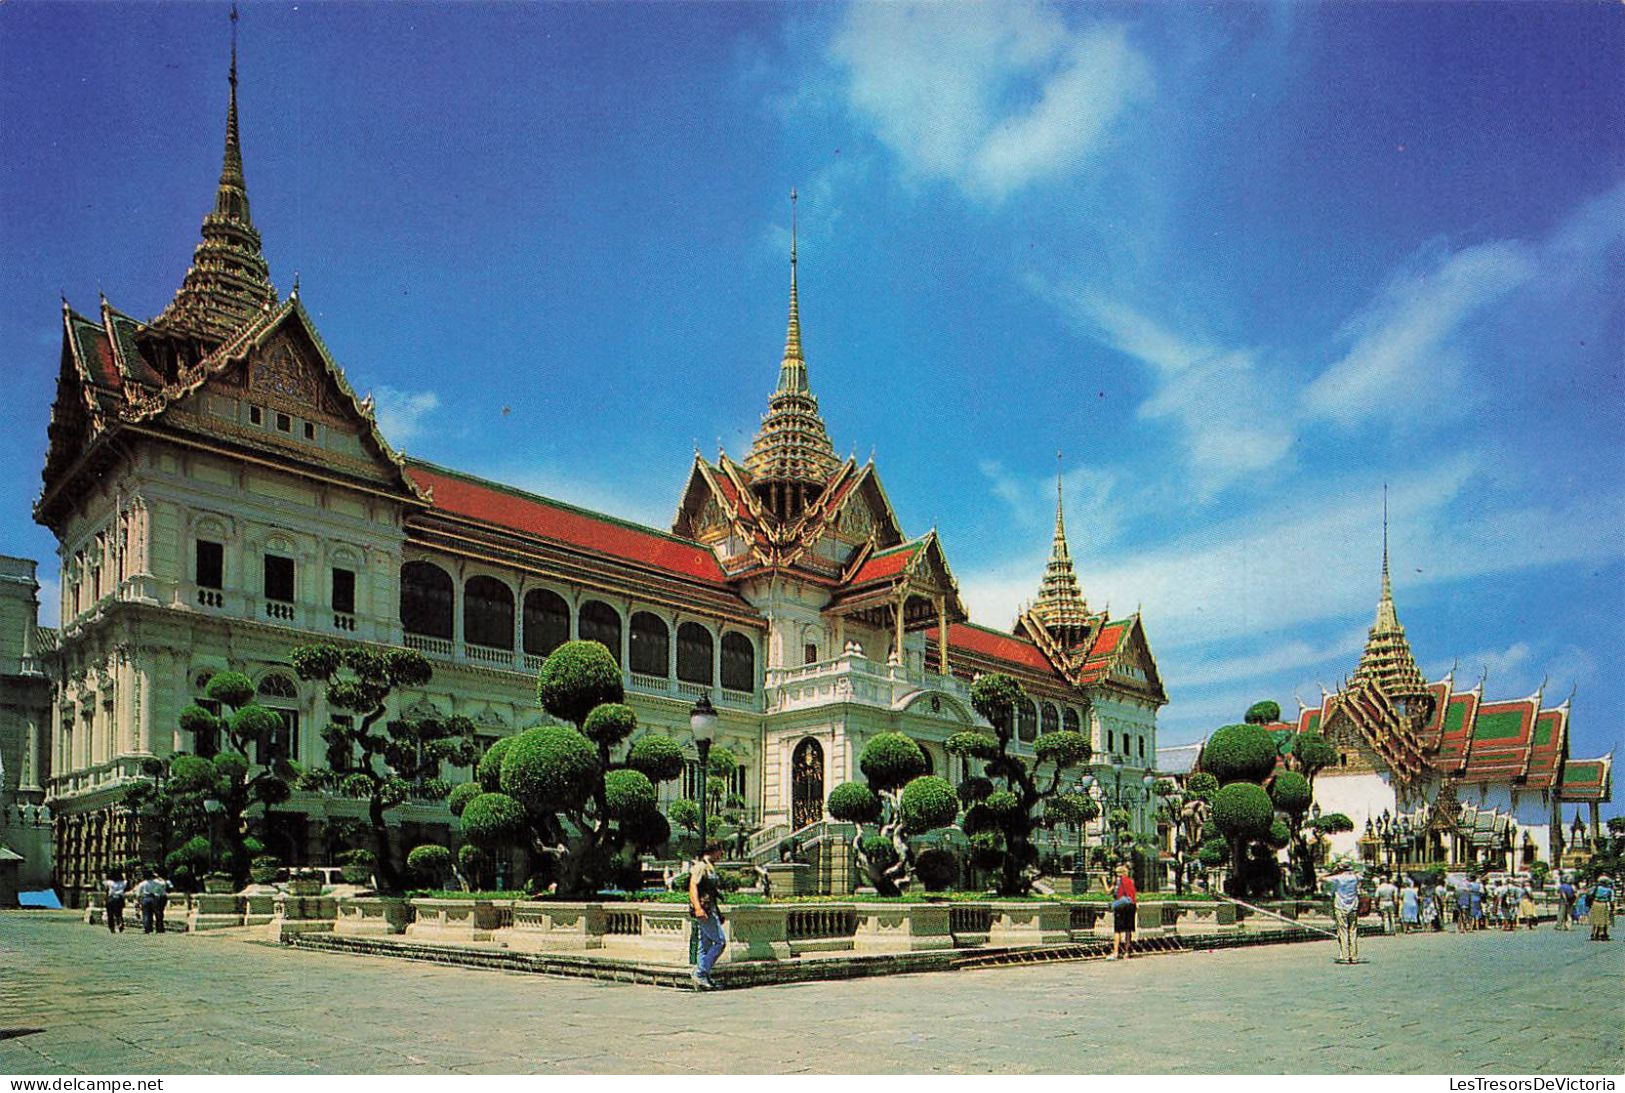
xmin=100 ymin=868 xmax=172 ymax=935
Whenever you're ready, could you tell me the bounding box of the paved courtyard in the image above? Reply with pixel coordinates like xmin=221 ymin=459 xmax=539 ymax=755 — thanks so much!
xmin=2 ymin=911 xmax=1620 ymax=1074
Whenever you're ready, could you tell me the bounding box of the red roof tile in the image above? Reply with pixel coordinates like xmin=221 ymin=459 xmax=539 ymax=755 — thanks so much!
xmin=929 ymin=622 xmax=1053 ymax=673
xmin=407 ymin=462 xmax=729 ymax=586
xmin=848 ymin=542 xmax=919 ymax=587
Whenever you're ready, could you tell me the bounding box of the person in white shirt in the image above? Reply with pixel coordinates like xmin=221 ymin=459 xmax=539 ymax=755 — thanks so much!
xmin=1375 ymin=875 xmax=1399 ymax=935
xmin=1326 ymin=860 xmax=1363 ymax=964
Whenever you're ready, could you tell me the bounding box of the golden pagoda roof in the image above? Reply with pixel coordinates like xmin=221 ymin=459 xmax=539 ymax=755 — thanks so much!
xmin=1030 ymin=468 xmax=1090 ymax=632
xmin=1349 ymin=508 xmax=1429 ymax=702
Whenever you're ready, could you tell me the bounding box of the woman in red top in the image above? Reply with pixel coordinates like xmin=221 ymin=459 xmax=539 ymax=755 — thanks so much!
xmin=1109 ymin=863 xmax=1137 ymax=960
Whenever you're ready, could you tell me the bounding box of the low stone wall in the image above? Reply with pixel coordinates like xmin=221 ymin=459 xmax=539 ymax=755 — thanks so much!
xmin=405 ymin=898 xmax=513 ymax=943
xmin=333 ymin=897 xmax=412 ymax=937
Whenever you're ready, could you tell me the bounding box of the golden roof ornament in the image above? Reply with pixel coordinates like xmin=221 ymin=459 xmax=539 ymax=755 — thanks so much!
xmin=1350 ymin=488 xmax=1430 ymax=708
xmin=1031 ymin=453 xmax=1091 ymax=634
xmin=150 ymin=4 xmax=277 ymax=346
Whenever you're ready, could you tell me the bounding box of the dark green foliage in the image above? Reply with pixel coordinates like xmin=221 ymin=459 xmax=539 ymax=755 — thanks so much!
xmin=1267 ymin=819 xmax=1291 ymax=849
xmin=619 ymin=808 xmax=671 ymax=851
xmin=456 ymin=844 xmax=489 ymax=888
xmin=1197 ymin=838 xmax=1230 ymax=867
xmin=961 ymin=804 xmax=996 ymax=837
xmin=827 ymin=781 xmax=881 ymax=824
xmin=914 ymin=848 xmax=959 ymax=891
xmin=500 ymin=726 xmax=599 ymax=814
xmin=338 ymin=848 xmax=377 ymax=885
xmin=582 ymin=703 xmax=638 ymax=747
xmin=1032 ymin=730 xmax=1091 ymax=768
xmin=897 ymin=776 xmax=959 ymax=831
xmin=1269 ymin=771 xmax=1312 ymax=817
xmin=956 ymin=775 xmax=994 ymax=806
xmin=1203 ymin=724 xmax=1279 ymax=785
xmin=666 ymin=797 xmax=701 ymax=834
xmin=627 ymin=734 xmax=685 ymax=782
xmin=705 ymin=745 xmax=740 ymax=778
xmin=968 ymin=832 xmax=1005 ymax=871
xmin=291 ymin=642 xmax=476 ymax=892
xmin=984 ymin=789 xmax=1022 ymax=820
xmin=249 ymin=854 xmax=280 ymax=884
xmin=968 ymin=673 xmax=1023 ymax=734
xmin=1186 ymin=771 xmax=1219 ymax=800
xmin=478 ymin=737 xmax=515 ymax=793
xmin=1213 ymin=782 xmax=1275 ymax=841
xmin=944 ymin=731 xmax=1001 ymax=761
xmin=603 ymin=768 xmax=657 ymax=818
xmin=859 ymin=733 xmax=927 ymax=792
xmin=1245 ymin=700 xmax=1282 ymax=725
xmin=859 ymin=834 xmax=899 ymax=868
xmin=535 ymin=640 xmax=624 ymax=727
xmin=204 ymin=671 xmax=255 ymax=710
xmin=447 ymin=781 xmax=482 ymax=817
xmin=1044 ymin=792 xmax=1099 ymax=828
xmin=1310 ymin=811 xmax=1354 ymax=834
xmin=406 ymin=844 xmax=452 ymax=885
xmin=230 ymin=704 xmax=284 ymax=742
xmin=178 ymin=705 xmax=218 ymax=739
xmin=1292 ymin=731 xmax=1338 ymax=778
xmin=460 ymin=792 xmax=526 ymax=845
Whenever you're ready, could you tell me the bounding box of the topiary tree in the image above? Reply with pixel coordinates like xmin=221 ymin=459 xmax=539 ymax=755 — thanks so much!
xmin=1213 ymin=781 xmax=1275 ymax=894
xmin=170 ymin=671 xmax=300 ymax=887
xmin=1245 ymin=700 xmax=1282 ymax=725
xmin=1291 ymin=730 xmax=1338 ymax=786
xmin=121 ymin=755 xmax=208 ymax=874
xmin=826 ymin=733 xmax=958 ymax=896
xmin=459 ymin=641 xmax=683 ymax=896
xmin=945 ymin=673 xmax=1093 ymax=896
xmin=290 ymin=643 xmax=479 ymax=893
xmin=406 ymin=843 xmax=453 ymax=889
xmin=1202 ymin=723 xmax=1279 ymax=786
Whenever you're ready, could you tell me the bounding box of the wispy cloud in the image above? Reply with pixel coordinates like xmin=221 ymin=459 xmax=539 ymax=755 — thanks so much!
xmin=1171 ymin=627 xmax=1368 ymax=689
xmin=831 ymin=3 xmax=1151 ymax=200
xmin=372 ymin=386 xmax=441 ymax=449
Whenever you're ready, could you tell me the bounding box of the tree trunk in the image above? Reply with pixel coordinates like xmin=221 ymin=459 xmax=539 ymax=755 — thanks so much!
xmin=370 ymin=794 xmax=399 ymax=894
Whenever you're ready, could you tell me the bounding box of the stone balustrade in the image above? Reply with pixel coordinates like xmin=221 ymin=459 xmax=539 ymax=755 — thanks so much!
xmin=333 ymin=896 xmax=413 ymax=937
xmin=405 ymin=898 xmax=513 ymax=943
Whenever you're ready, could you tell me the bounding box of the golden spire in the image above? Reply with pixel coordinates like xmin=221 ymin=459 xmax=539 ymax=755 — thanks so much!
xmin=1031 ymin=452 xmax=1091 ymax=634
xmin=744 ymin=189 xmax=839 ymax=513
xmin=1352 ymin=487 xmax=1428 ymax=705
xmin=151 ymin=4 xmax=276 ymax=345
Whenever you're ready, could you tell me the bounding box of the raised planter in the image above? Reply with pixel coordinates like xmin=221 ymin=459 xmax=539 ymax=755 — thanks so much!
xmin=188 ymin=891 xmax=244 ymax=932
xmin=203 ymin=874 xmax=237 ymax=895
xmin=334 ymin=896 xmax=413 ymax=937
xmin=500 ymin=901 xmax=606 ymax=952
xmin=285 ymin=877 xmax=323 ymax=897
xmin=406 ymin=898 xmax=511 ymax=943
xmin=853 ymin=902 xmax=953 ymax=954
xmin=598 ymin=903 xmax=692 ymax=963
xmin=763 ymin=862 xmax=814 ymax=898
xmin=267 ymin=892 xmax=339 ymax=943
xmin=986 ymin=901 xmax=1071 ymax=947
xmin=724 ymin=904 xmax=791 ymax=961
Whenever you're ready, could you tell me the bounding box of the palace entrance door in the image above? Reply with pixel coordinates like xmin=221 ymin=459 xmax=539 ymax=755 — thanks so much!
xmin=791 ymin=738 xmax=824 ymax=830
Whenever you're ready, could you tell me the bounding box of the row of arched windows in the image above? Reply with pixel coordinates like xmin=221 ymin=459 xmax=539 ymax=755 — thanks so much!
xmin=1014 ymin=698 xmax=1083 ymax=743
xmin=400 ymin=561 xmax=756 ymax=691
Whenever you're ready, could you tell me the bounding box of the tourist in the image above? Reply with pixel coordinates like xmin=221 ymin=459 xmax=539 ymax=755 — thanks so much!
xmin=136 ymin=869 xmax=165 ymax=934
xmin=1454 ymin=877 xmax=1472 ymax=933
xmin=1419 ymin=882 xmax=1435 ymax=932
xmin=103 ymin=869 xmax=127 ymax=934
xmin=688 ymin=841 xmax=727 ymax=989
xmin=1400 ymin=879 xmax=1420 ymax=933
xmin=1107 ymin=863 xmax=1136 ymax=961
xmin=1469 ymin=874 xmax=1485 ymax=929
xmin=1327 ymin=858 xmax=1361 ymax=964
xmin=1556 ymin=875 xmax=1576 ymax=931
xmin=1508 ymin=883 xmax=1534 ymax=922
xmin=151 ymin=869 xmax=172 ymax=933
xmin=1433 ymin=879 xmax=1449 ymax=931
xmin=1500 ymin=878 xmax=1521 ymax=932
xmin=1375 ymin=874 xmax=1399 ymax=935
xmin=1587 ymin=875 xmax=1613 ymax=942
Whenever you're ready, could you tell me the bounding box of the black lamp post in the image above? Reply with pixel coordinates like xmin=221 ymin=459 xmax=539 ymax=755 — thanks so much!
xmin=689 ymin=694 xmax=719 ymax=855
xmin=203 ymin=797 xmax=224 ymax=875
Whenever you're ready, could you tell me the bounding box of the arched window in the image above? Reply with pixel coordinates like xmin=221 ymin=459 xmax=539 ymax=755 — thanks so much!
xmin=1041 ymin=703 xmax=1060 ymax=736
xmin=720 ymin=632 xmax=755 ymax=693
xmin=1063 ymin=708 xmax=1081 ymax=735
xmin=629 ymin=612 xmax=670 ymax=676
xmin=579 ymin=600 xmax=622 ymax=664
xmin=464 ymin=576 xmax=514 ymax=649
xmin=257 ymin=674 xmax=298 ymax=700
xmin=676 ymin=622 xmax=713 ymax=685
xmin=400 ymin=561 xmax=454 ymax=639
xmin=1017 ymin=699 xmax=1038 ymax=743
xmin=522 ymin=588 xmax=570 ymax=658
xmin=256 ymin=674 xmax=299 ymax=766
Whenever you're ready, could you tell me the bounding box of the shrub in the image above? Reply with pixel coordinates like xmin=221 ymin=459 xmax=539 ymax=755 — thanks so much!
xmin=1267 ymin=819 xmax=1291 ymax=849
xmin=983 ymin=790 xmax=1021 ymax=820
xmin=1269 ymin=771 xmax=1312 ymax=816
xmin=1203 ymin=724 xmax=1279 ymax=785
xmin=914 ymin=848 xmax=959 ymax=891
xmin=627 ymin=734 xmax=685 ymax=782
xmin=1044 ymin=792 xmax=1098 ymax=828
xmin=897 ymin=776 xmax=959 ymax=831
xmin=1292 ymin=731 xmax=1338 ymax=777
xmin=969 ymin=674 xmax=1023 ymax=733
xmin=338 ymin=848 xmax=377 ymax=885
xmin=667 ymin=797 xmax=702 ymax=834
xmin=500 ymin=726 xmax=599 ymax=814
xmin=460 ymin=792 xmax=526 ymax=845
xmin=968 ymin=832 xmax=1005 ymax=871
xmin=407 ymin=844 xmax=453 ymax=884
xmin=619 ymin=809 xmax=671 ymax=851
xmin=1186 ymin=771 xmax=1219 ymax=800
xmin=858 ymin=733 xmax=927 ymax=792
xmin=535 ymin=641 xmax=624 ymax=726
xmin=603 ymin=768 xmax=657 ymax=819
xmin=1197 ymin=838 xmax=1230 ymax=867
xmin=945 ymin=731 xmax=1001 ymax=761
xmin=826 ymin=781 xmax=881 ymax=824
xmin=1245 ymin=700 xmax=1282 ymax=725
xmin=204 ymin=671 xmax=255 ymax=709
xmin=582 ymin=703 xmax=638 ymax=747
xmin=1032 ymin=731 xmax=1091 ymax=768
xmin=1213 ymin=782 xmax=1275 ymax=842
xmin=447 ymin=781 xmax=482 ymax=817
xmin=477 ymin=737 xmax=515 ymax=793
xmin=957 ymin=775 xmax=994 ymax=806
xmin=249 ymin=855 xmax=280 ymax=884
xmin=859 ymin=835 xmax=898 ymax=869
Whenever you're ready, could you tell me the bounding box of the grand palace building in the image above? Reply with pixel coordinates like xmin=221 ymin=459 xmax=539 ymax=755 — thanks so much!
xmin=24 ymin=46 xmax=1169 ymax=895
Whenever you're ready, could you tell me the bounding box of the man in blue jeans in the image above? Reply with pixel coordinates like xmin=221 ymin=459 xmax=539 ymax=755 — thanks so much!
xmin=689 ymin=842 xmax=727 ymax=989
xmin=1326 ymin=859 xmax=1362 ymax=964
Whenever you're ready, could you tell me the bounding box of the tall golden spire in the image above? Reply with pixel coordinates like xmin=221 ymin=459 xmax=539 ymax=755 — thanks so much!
xmin=744 ymin=190 xmax=839 ymax=518
xmin=1352 ymin=487 xmax=1429 ymax=704
xmin=1031 ymin=453 xmax=1091 ymax=634
xmin=151 ymin=4 xmax=276 ymax=345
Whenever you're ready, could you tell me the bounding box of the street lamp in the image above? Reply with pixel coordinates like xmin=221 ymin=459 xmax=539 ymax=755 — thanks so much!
xmin=202 ymin=798 xmax=224 ymax=874
xmin=689 ymin=694 xmax=719 ymax=855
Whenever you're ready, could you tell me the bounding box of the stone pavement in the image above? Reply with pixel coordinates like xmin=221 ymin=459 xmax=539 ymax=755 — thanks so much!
xmin=2 ymin=910 xmax=1619 ymax=1074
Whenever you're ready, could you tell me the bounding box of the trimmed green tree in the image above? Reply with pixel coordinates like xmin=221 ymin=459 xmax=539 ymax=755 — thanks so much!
xmin=944 ymin=673 xmax=1094 ymax=896
xmin=1290 ymin=730 xmax=1338 ymax=786
xmin=458 ymin=641 xmax=683 ymax=895
xmin=290 ymin=643 xmax=479 ymax=893
xmin=172 ymin=672 xmax=299 ymax=886
xmin=1245 ymin=700 xmax=1282 ymax=725
xmin=826 ymin=733 xmax=958 ymax=896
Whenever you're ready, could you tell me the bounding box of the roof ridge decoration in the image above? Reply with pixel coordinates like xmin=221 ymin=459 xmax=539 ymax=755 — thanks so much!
xmin=1029 ymin=453 xmax=1090 ymax=634
xmin=742 ymin=190 xmax=841 ymax=498
xmin=150 ymin=5 xmax=278 ymax=346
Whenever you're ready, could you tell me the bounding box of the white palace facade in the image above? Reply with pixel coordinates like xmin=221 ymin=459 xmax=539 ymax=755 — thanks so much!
xmin=30 ymin=48 xmax=1167 ymax=894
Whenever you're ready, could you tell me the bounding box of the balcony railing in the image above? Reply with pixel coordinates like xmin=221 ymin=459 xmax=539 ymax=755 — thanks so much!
xmin=765 ymin=653 xmax=969 ymax=714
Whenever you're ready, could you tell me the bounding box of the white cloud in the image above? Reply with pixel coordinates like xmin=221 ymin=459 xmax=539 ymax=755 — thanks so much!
xmin=371 ymin=386 xmax=441 ymax=449
xmin=831 ymin=3 xmax=1151 ymax=200
xmin=1031 ymin=281 xmax=1292 ymax=496
xmin=1170 ymin=627 xmax=1368 ymax=688
xmin=1303 ymin=240 xmax=1535 ymax=425
xmin=1425 ymin=642 xmax=1533 ymax=691
xmin=977 ymin=459 xmax=1119 ymax=537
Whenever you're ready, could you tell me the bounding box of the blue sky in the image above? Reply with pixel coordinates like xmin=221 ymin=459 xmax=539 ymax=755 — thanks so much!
xmin=2 ymin=2 xmax=1621 ymax=804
